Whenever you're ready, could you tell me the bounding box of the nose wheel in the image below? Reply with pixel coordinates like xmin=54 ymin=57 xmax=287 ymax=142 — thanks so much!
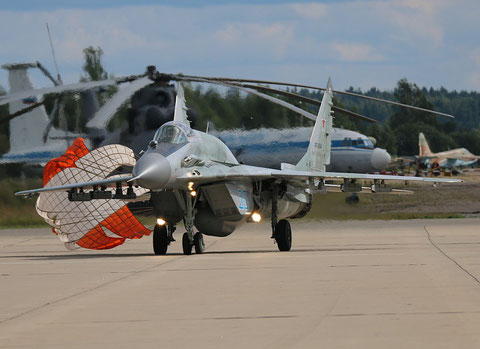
xmin=182 ymin=232 xmax=193 ymax=255
xmin=194 ymin=232 xmax=205 ymax=254
xmin=182 ymin=232 xmax=205 ymax=255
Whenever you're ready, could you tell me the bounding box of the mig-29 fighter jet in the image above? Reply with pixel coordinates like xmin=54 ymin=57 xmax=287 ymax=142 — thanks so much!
xmin=16 ymin=79 xmax=462 ymax=255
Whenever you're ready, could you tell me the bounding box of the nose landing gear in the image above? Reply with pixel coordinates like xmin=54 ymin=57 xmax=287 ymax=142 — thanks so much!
xmin=182 ymin=232 xmax=204 ymax=255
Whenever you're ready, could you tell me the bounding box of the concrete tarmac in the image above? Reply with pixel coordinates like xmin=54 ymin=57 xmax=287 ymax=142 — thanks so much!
xmin=1 ymin=219 xmax=480 ymax=348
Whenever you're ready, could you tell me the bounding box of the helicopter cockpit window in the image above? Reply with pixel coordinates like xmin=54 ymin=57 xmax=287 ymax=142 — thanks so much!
xmin=154 ymin=125 xmax=187 ymax=144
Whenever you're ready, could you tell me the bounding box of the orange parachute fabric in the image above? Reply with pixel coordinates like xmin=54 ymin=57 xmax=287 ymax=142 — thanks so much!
xmin=38 ymin=138 xmax=151 ymax=250
xmin=43 ymin=138 xmax=90 ymax=186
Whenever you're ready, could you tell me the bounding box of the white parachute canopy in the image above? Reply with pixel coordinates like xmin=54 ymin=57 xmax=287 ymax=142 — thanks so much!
xmin=37 ymin=139 xmax=151 ymax=250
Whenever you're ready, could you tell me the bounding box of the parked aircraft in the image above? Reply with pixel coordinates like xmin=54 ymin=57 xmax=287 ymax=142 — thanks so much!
xmin=16 ymin=81 xmax=461 ymax=255
xmin=216 ymin=127 xmax=390 ymax=173
xmin=418 ymin=132 xmax=478 ymax=168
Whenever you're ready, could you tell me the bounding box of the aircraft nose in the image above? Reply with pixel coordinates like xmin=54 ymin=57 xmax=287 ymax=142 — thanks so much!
xmin=132 ymin=152 xmax=172 ymax=190
xmin=370 ymin=148 xmax=391 ymax=170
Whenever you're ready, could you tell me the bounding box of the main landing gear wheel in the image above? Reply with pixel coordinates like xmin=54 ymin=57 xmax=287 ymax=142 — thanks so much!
xmin=194 ymin=232 xmax=205 ymax=254
xmin=153 ymin=224 xmax=169 ymax=255
xmin=275 ymin=219 xmax=292 ymax=251
xmin=182 ymin=232 xmax=193 ymax=255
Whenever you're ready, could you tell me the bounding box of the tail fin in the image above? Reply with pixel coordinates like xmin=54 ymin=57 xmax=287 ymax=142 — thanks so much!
xmin=2 ymin=63 xmax=50 ymax=152
xmin=173 ymin=83 xmax=190 ymax=126
xmin=295 ymin=78 xmax=334 ymax=172
xmin=419 ymin=132 xmax=433 ymax=156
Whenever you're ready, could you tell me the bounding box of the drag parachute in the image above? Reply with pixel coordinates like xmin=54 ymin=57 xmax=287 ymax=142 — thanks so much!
xmin=36 ymin=138 xmax=151 ymax=250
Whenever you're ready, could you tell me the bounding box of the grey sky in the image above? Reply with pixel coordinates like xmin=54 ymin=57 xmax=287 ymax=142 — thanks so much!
xmin=0 ymin=1 xmax=479 ymax=92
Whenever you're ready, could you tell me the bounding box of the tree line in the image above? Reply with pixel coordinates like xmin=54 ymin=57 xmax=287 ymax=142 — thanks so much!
xmin=185 ymin=79 xmax=480 ymax=157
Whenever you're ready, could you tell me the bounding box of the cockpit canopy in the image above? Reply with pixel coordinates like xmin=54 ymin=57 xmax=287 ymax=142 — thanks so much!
xmin=154 ymin=123 xmax=187 ymax=144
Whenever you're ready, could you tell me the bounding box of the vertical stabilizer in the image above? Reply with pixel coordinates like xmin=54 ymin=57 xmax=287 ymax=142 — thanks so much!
xmin=419 ymin=132 xmax=433 ymax=157
xmin=295 ymin=78 xmax=334 ymax=172
xmin=173 ymin=83 xmax=190 ymax=126
xmin=2 ymin=63 xmax=50 ymax=152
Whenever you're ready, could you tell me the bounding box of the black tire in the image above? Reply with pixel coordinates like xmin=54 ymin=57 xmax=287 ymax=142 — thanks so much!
xmin=153 ymin=224 xmax=169 ymax=255
xmin=182 ymin=232 xmax=193 ymax=255
xmin=345 ymin=193 xmax=360 ymax=204
xmin=275 ymin=219 xmax=292 ymax=251
xmin=194 ymin=232 xmax=205 ymax=254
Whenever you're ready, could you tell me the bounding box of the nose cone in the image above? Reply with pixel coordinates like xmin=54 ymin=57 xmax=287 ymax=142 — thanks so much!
xmin=133 ymin=152 xmax=172 ymax=190
xmin=370 ymin=148 xmax=391 ymax=170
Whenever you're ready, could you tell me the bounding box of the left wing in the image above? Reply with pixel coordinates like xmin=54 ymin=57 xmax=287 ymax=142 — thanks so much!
xmin=270 ymin=169 xmax=462 ymax=183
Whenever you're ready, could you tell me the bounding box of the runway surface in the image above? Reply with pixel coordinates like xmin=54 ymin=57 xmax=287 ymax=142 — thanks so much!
xmin=1 ymin=219 xmax=480 ymax=348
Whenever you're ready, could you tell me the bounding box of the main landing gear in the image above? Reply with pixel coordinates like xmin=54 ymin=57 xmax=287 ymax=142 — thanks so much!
xmin=271 ymin=184 xmax=292 ymax=252
xmin=153 ymin=224 xmax=175 ymax=255
xmin=274 ymin=219 xmax=292 ymax=251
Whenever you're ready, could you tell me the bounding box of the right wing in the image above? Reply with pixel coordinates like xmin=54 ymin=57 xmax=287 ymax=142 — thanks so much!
xmin=15 ymin=175 xmax=134 ymax=196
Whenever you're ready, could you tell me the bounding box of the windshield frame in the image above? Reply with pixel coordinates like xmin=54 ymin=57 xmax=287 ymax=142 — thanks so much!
xmin=153 ymin=124 xmax=188 ymax=145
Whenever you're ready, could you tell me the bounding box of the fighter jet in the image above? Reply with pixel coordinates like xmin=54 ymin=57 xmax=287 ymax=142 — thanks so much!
xmin=16 ymin=80 xmax=461 ymax=255
xmin=418 ymin=132 xmax=479 ymax=168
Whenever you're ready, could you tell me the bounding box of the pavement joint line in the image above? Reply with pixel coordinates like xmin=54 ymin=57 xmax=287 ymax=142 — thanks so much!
xmin=329 ymin=310 xmax=480 ymax=317
xmin=0 ymin=238 xmax=36 ymax=248
xmin=0 ymin=255 xmax=184 ymax=326
xmin=424 ymin=225 xmax=480 ymax=287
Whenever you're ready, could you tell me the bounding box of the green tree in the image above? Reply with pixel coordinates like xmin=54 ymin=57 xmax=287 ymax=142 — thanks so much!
xmin=81 ymin=46 xmax=108 ymax=82
xmin=390 ymin=79 xmax=437 ymax=130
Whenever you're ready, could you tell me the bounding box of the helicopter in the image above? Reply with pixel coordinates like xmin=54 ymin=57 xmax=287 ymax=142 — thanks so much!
xmin=0 ymin=64 xmax=453 ymax=173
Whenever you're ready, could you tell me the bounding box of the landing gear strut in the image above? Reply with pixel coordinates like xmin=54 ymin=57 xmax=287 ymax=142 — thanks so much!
xmin=182 ymin=190 xmax=204 ymax=255
xmin=153 ymin=224 xmax=175 ymax=255
xmin=271 ymin=184 xmax=292 ymax=252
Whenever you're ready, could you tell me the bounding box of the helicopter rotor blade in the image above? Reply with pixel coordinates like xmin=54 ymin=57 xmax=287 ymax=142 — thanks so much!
xmin=226 ymin=82 xmax=377 ymax=123
xmin=0 ymin=74 xmax=146 ymax=107
xmin=164 ymin=73 xmax=455 ymax=119
xmin=177 ymin=76 xmax=318 ymax=121
xmin=0 ymin=100 xmax=45 ymax=124
xmin=330 ymin=105 xmax=377 ymax=123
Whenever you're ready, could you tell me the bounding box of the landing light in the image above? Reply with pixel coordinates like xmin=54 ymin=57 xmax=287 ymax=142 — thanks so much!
xmin=190 ymin=190 xmax=197 ymax=197
xmin=187 ymin=181 xmax=194 ymax=191
xmin=157 ymin=218 xmax=166 ymax=226
xmin=251 ymin=212 xmax=261 ymax=223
